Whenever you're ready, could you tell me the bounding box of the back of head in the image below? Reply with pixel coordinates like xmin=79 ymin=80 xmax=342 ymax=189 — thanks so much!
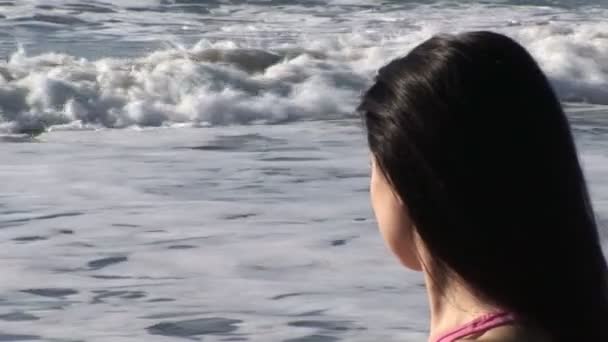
xmin=359 ymin=31 xmax=608 ymax=340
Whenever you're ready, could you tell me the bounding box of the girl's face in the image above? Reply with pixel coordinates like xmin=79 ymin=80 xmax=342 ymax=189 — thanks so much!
xmin=370 ymin=156 xmax=422 ymax=271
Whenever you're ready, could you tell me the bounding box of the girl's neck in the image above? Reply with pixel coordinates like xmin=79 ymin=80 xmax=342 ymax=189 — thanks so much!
xmin=423 ymin=268 xmax=502 ymax=342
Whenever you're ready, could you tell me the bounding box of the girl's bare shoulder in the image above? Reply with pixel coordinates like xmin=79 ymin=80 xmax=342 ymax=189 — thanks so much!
xmin=461 ymin=324 xmax=549 ymax=342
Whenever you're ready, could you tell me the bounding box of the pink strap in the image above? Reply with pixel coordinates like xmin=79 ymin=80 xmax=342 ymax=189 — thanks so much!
xmin=434 ymin=311 xmax=516 ymax=342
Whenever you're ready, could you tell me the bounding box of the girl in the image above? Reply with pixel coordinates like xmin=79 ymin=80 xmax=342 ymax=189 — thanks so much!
xmin=358 ymin=31 xmax=608 ymax=341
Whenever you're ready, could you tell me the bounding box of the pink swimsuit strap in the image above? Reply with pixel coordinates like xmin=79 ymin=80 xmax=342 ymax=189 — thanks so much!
xmin=434 ymin=311 xmax=516 ymax=342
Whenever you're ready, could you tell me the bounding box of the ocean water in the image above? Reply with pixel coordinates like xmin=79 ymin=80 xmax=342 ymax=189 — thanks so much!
xmin=0 ymin=1 xmax=607 ymax=341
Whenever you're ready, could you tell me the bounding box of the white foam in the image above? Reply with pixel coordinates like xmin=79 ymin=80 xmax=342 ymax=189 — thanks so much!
xmin=0 ymin=41 xmax=366 ymax=134
xmin=513 ymin=23 xmax=608 ymax=104
xmin=1 ymin=3 xmax=607 ymax=133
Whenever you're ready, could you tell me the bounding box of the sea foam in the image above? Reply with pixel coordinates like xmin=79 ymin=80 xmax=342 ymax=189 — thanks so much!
xmin=0 ymin=7 xmax=607 ymax=134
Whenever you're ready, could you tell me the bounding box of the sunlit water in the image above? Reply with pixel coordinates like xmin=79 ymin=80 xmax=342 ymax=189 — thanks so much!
xmin=0 ymin=1 xmax=607 ymax=341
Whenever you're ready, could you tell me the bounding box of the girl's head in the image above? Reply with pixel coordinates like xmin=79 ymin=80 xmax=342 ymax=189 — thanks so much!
xmin=359 ymin=31 xmax=607 ymax=340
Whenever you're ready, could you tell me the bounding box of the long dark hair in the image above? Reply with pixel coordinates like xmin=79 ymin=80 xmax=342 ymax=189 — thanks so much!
xmin=359 ymin=31 xmax=608 ymax=340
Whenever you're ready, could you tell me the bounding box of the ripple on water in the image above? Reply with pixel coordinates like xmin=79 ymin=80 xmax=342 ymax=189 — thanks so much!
xmin=167 ymin=245 xmax=197 ymax=250
xmin=271 ymin=292 xmax=318 ymax=301
xmin=0 ymin=211 xmax=83 ymax=229
xmin=291 ymin=310 xmax=328 ymax=318
xmin=21 ymin=288 xmax=78 ymax=298
xmin=259 ymin=156 xmax=325 ymax=162
xmin=13 ymin=14 xmax=94 ymax=26
xmin=223 ymin=213 xmax=258 ymax=220
xmin=284 ymin=335 xmax=340 ymax=342
xmin=146 ymin=317 xmax=243 ymax=338
xmin=86 ymin=256 xmax=128 ymax=270
xmin=287 ymin=320 xmax=357 ymax=332
xmin=182 ymin=134 xmax=288 ymax=153
xmin=65 ymin=3 xmax=117 ymax=13
xmin=330 ymin=239 xmax=346 ymax=246
xmin=140 ymin=312 xmax=207 ymax=320
xmin=0 ymin=311 xmax=39 ymax=321
xmin=111 ymin=223 xmax=140 ymax=228
xmin=146 ymin=298 xmax=176 ymax=303
xmin=90 ymin=275 xmax=132 ymax=280
xmin=238 ymin=260 xmax=323 ymax=280
xmin=90 ymin=290 xmax=146 ymax=304
xmin=12 ymin=236 xmax=48 ymax=243
xmin=0 ymin=333 xmax=40 ymax=341
xmin=286 ymin=320 xmax=366 ymax=339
